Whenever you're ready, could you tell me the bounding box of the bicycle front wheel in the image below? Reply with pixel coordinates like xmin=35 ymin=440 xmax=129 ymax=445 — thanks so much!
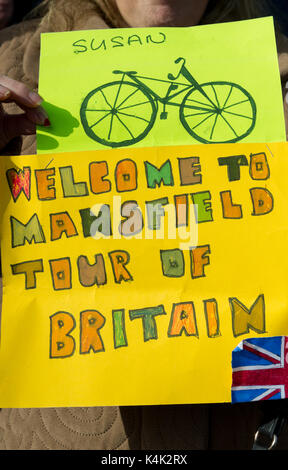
xmin=179 ymin=81 xmax=256 ymax=144
xmin=80 ymin=81 xmax=157 ymax=148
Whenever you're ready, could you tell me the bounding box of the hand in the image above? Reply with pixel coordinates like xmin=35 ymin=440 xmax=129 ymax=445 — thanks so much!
xmin=0 ymin=75 xmax=50 ymax=151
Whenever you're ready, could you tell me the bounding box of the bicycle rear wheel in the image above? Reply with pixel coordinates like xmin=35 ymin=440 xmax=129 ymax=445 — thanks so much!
xmin=80 ymin=81 xmax=157 ymax=148
xmin=179 ymin=81 xmax=256 ymax=144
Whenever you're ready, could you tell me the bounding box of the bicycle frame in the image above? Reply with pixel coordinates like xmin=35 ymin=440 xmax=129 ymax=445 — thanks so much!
xmin=113 ymin=58 xmax=218 ymax=112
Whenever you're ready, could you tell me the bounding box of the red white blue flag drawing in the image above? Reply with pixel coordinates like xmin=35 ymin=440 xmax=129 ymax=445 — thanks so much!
xmin=231 ymin=336 xmax=288 ymax=403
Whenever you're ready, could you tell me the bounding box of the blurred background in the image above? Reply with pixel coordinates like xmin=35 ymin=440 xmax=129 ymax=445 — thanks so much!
xmin=265 ymin=0 xmax=288 ymax=36
xmin=0 ymin=0 xmax=43 ymax=30
xmin=0 ymin=0 xmax=288 ymax=37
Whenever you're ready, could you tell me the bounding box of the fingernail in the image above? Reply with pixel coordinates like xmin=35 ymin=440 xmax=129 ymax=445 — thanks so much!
xmin=0 ymin=87 xmax=10 ymax=99
xmin=28 ymin=91 xmax=43 ymax=106
xmin=43 ymin=118 xmax=51 ymax=127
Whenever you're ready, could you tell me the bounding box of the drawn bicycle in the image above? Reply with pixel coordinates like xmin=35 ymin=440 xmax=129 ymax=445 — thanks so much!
xmin=80 ymin=57 xmax=257 ymax=148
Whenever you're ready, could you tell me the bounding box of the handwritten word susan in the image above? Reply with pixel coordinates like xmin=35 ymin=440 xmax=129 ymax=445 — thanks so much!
xmin=72 ymin=31 xmax=166 ymax=54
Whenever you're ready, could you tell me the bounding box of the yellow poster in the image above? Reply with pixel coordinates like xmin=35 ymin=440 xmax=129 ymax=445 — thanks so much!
xmin=1 ymin=142 xmax=288 ymax=407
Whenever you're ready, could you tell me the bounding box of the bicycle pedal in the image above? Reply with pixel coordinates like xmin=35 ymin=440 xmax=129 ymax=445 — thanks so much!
xmin=160 ymin=112 xmax=168 ymax=120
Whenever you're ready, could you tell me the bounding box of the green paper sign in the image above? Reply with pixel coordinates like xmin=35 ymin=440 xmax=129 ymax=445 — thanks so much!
xmin=38 ymin=17 xmax=286 ymax=153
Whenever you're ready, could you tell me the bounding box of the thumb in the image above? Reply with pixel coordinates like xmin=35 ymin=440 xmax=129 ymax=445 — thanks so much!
xmin=1 ymin=113 xmax=36 ymax=147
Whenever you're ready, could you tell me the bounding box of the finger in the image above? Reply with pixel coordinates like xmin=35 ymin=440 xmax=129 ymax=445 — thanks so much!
xmin=2 ymin=110 xmax=51 ymax=142
xmin=0 ymin=75 xmax=43 ymax=108
xmin=0 ymin=97 xmax=51 ymax=126
xmin=1 ymin=113 xmax=36 ymax=145
xmin=0 ymin=84 xmax=11 ymax=101
xmin=24 ymin=106 xmax=51 ymax=126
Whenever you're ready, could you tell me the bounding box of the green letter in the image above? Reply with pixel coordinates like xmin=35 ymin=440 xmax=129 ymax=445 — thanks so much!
xmin=145 ymin=160 xmax=174 ymax=188
xmin=11 ymin=214 xmax=45 ymax=248
xmin=129 ymin=305 xmax=166 ymax=341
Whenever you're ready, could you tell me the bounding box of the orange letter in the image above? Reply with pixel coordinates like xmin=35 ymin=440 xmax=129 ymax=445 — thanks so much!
xmin=250 ymin=188 xmax=273 ymax=215
xmin=115 ymin=159 xmax=137 ymax=192
xmin=109 ymin=250 xmax=133 ymax=283
xmin=220 ymin=191 xmax=242 ymax=218
xmin=50 ymin=312 xmax=76 ymax=358
xmin=35 ymin=168 xmax=56 ymax=200
xmin=249 ymin=153 xmax=270 ymax=180
xmin=203 ymin=299 xmax=221 ymax=337
xmin=174 ymin=194 xmax=188 ymax=227
xmin=190 ymin=245 xmax=210 ymax=279
xmin=50 ymin=212 xmax=78 ymax=241
xmin=49 ymin=257 xmax=72 ymax=290
xmin=89 ymin=161 xmax=111 ymax=194
xmin=168 ymin=302 xmax=198 ymax=337
xmin=80 ymin=310 xmax=106 ymax=354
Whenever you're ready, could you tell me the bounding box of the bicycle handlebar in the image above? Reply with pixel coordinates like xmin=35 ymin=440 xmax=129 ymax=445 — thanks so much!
xmin=167 ymin=57 xmax=186 ymax=81
xmin=175 ymin=57 xmax=185 ymax=64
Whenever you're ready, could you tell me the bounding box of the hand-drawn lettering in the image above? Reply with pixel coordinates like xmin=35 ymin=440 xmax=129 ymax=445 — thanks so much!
xmin=79 ymin=206 xmax=112 ymax=238
xmin=50 ymin=211 xmax=78 ymax=241
xmin=109 ymin=250 xmax=133 ymax=283
xmin=250 ymin=187 xmax=274 ymax=215
xmin=112 ymin=309 xmax=128 ymax=349
xmin=220 ymin=190 xmax=242 ymax=219
xmin=89 ymin=161 xmax=111 ymax=194
xmin=111 ymin=36 xmax=124 ymax=48
xmin=72 ymin=39 xmax=88 ymax=54
xmin=190 ymin=245 xmax=211 ymax=279
xmin=178 ymin=157 xmax=202 ymax=185
xmin=115 ymin=159 xmax=137 ymax=192
xmin=35 ymin=168 xmax=56 ymax=200
xmin=6 ymin=166 xmax=31 ymax=202
xmin=90 ymin=204 xmax=112 ymax=238
xmin=128 ymin=35 xmax=142 ymax=46
xmin=10 ymin=214 xmax=45 ymax=248
xmin=168 ymin=302 xmax=198 ymax=337
xmin=49 ymin=258 xmax=72 ymax=290
xmin=174 ymin=194 xmax=188 ymax=227
xmin=249 ymin=152 xmax=270 ymax=180
xmin=230 ymin=294 xmax=266 ymax=337
xmin=145 ymin=160 xmax=174 ymax=188
xmin=160 ymin=249 xmax=185 ymax=277
xmin=59 ymin=166 xmax=88 ymax=197
xmin=191 ymin=191 xmax=213 ymax=223
xmin=203 ymin=299 xmax=221 ymax=338
xmin=90 ymin=38 xmax=106 ymax=51
xmin=11 ymin=259 xmax=43 ymax=289
xmin=129 ymin=305 xmax=166 ymax=342
xmin=146 ymin=32 xmax=166 ymax=44
xmin=80 ymin=310 xmax=106 ymax=354
xmin=73 ymin=31 xmax=166 ymax=55
xmin=77 ymin=254 xmax=107 ymax=287
xmin=218 ymin=155 xmax=248 ymax=181
xmin=50 ymin=312 xmax=76 ymax=358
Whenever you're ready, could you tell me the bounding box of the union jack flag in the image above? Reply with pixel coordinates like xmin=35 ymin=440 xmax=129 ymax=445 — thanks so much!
xmin=231 ymin=336 xmax=288 ymax=403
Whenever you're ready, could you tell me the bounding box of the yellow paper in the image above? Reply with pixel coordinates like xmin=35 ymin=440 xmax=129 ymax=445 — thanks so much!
xmin=37 ymin=17 xmax=286 ymax=154
xmin=1 ymin=142 xmax=288 ymax=407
